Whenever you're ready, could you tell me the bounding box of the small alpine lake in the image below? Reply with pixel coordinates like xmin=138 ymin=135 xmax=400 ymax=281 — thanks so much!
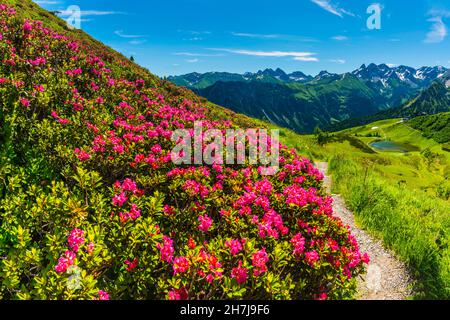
xmin=369 ymin=140 xmax=419 ymax=153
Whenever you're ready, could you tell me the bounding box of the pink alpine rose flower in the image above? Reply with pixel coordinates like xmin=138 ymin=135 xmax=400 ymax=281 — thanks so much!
xmin=252 ymin=248 xmax=269 ymax=276
xmin=198 ymin=214 xmax=213 ymax=232
xmin=55 ymin=250 xmax=76 ymax=273
xmin=68 ymin=228 xmax=85 ymax=252
xmin=305 ymin=250 xmax=320 ymax=267
xmin=19 ymin=98 xmax=30 ymax=107
xmin=225 ymin=239 xmax=243 ymax=256
xmin=173 ymin=256 xmax=190 ymax=275
xmin=231 ymin=262 xmax=248 ymax=285
xmin=97 ymin=290 xmax=110 ymax=300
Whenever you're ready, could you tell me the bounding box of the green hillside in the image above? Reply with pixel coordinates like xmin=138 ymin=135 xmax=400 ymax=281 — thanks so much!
xmin=0 ymin=1 xmax=370 ymax=300
xmin=409 ymin=112 xmax=450 ymax=144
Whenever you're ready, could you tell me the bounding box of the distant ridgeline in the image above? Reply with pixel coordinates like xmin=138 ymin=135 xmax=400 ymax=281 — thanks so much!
xmin=169 ymin=65 xmax=449 ymax=133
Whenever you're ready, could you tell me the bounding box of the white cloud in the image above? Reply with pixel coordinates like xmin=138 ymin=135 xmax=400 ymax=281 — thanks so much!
xmin=184 ymin=37 xmax=203 ymax=41
xmin=129 ymin=39 xmax=147 ymax=45
xmin=186 ymin=59 xmax=199 ymax=63
xmin=425 ymin=16 xmax=447 ymax=43
xmin=329 ymin=59 xmax=346 ymax=64
xmin=427 ymin=9 xmax=450 ymax=18
xmin=310 ymin=0 xmax=354 ymax=18
xmin=294 ymin=56 xmax=319 ymax=62
xmin=173 ymin=52 xmax=223 ymax=57
xmin=231 ymin=32 xmax=318 ymax=42
xmin=209 ymin=48 xmax=319 ymax=61
xmin=231 ymin=32 xmax=280 ymax=39
xmin=332 ymin=35 xmax=348 ymax=41
xmin=34 ymin=1 xmax=61 ymax=4
xmin=178 ymin=30 xmax=211 ymax=35
xmin=115 ymin=30 xmax=146 ymax=39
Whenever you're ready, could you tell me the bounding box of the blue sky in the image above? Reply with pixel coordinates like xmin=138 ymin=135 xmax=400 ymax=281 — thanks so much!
xmin=33 ymin=0 xmax=450 ymax=77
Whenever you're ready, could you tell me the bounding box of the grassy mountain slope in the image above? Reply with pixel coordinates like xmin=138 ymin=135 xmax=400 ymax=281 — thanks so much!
xmin=409 ymin=112 xmax=450 ymax=144
xmin=0 ymin=1 xmax=368 ymax=300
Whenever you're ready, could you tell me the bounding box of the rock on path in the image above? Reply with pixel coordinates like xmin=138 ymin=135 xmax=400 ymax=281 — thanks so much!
xmin=315 ymin=162 xmax=414 ymax=300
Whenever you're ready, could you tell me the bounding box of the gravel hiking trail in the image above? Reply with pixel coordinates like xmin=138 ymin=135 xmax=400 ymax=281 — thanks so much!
xmin=315 ymin=162 xmax=414 ymax=300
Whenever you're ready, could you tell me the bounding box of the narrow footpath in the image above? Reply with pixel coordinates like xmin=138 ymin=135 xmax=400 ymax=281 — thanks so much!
xmin=315 ymin=162 xmax=414 ymax=300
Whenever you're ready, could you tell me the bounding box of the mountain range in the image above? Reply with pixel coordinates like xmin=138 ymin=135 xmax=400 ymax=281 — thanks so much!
xmin=169 ymin=64 xmax=448 ymax=133
xmin=327 ymin=70 xmax=450 ymax=131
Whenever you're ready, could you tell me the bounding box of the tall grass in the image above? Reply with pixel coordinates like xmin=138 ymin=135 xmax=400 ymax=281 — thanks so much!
xmin=329 ymin=155 xmax=450 ymax=299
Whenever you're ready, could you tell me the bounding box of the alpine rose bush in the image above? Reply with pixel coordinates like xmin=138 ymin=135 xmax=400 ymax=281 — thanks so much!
xmin=0 ymin=3 xmax=367 ymax=300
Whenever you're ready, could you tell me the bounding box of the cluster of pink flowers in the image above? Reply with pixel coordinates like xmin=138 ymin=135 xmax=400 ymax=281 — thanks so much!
xmin=29 ymin=56 xmax=46 ymax=66
xmin=55 ymin=228 xmax=92 ymax=273
xmin=168 ymin=287 xmax=188 ymax=300
xmin=74 ymin=148 xmax=91 ymax=161
xmin=254 ymin=178 xmax=273 ymax=196
xmin=183 ymin=179 xmax=210 ymax=198
xmin=68 ymin=228 xmax=85 ymax=252
xmin=194 ymin=249 xmax=224 ymax=283
xmin=225 ymin=239 xmax=243 ymax=256
xmin=291 ymin=233 xmax=306 ymax=256
xmin=111 ymin=179 xmax=144 ymax=222
xmin=305 ymin=250 xmax=320 ymax=267
xmin=173 ymin=256 xmax=190 ymax=275
xmin=65 ymin=68 xmax=83 ymax=76
xmin=252 ymin=248 xmax=269 ymax=277
xmin=157 ymin=236 xmax=174 ymax=263
xmin=112 ymin=192 xmax=127 ymax=207
xmin=231 ymin=262 xmax=248 ymax=285
xmin=97 ymin=290 xmax=110 ymax=300
xmin=198 ymin=214 xmax=213 ymax=232
xmin=23 ymin=20 xmax=32 ymax=32
xmin=257 ymin=209 xmax=289 ymax=239
xmin=125 ymin=258 xmax=139 ymax=272
xmin=119 ymin=203 xmax=141 ymax=223
xmin=51 ymin=111 xmax=70 ymax=125
xmin=55 ymin=250 xmax=76 ymax=273
xmin=163 ymin=204 xmax=176 ymax=215
xmin=19 ymin=97 xmax=30 ymax=108
xmin=283 ymin=185 xmax=321 ymax=207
